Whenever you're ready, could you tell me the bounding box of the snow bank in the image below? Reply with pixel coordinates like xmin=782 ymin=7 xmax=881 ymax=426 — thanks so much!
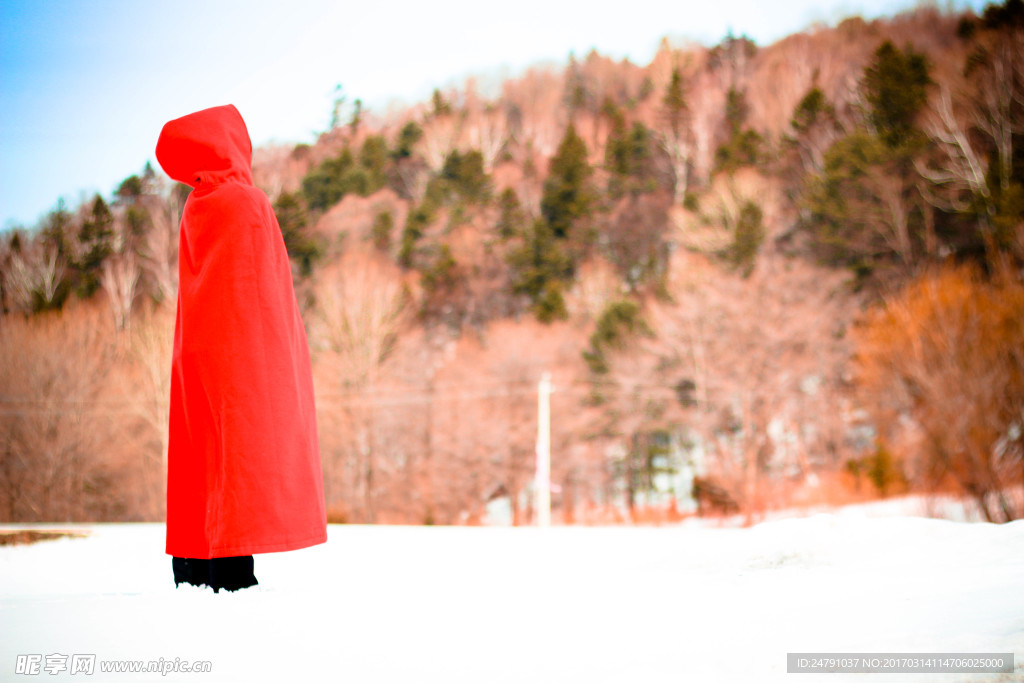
xmin=1 ymin=506 xmax=1022 ymax=682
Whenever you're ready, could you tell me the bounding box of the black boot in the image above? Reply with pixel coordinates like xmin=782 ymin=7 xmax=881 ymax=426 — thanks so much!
xmin=172 ymin=556 xmax=257 ymax=592
xmin=208 ymin=556 xmax=257 ymax=593
xmin=172 ymin=557 xmax=212 ymax=588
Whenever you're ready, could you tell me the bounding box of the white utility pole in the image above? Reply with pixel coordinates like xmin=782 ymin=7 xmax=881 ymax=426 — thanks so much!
xmin=534 ymin=372 xmax=553 ymax=527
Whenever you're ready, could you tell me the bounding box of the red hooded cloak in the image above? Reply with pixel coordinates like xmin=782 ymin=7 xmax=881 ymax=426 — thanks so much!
xmin=156 ymin=104 xmax=327 ymax=558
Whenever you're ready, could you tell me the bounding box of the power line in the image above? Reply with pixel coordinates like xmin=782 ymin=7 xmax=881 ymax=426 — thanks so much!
xmin=0 ymin=375 xmax=747 ymax=415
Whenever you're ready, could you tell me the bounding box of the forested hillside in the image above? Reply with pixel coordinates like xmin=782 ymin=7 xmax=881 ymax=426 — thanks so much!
xmin=2 ymin=1 xmax=1022 ymax=524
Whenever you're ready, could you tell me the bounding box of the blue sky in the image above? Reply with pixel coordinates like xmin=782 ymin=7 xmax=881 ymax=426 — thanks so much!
xmin=0 ymin=0 xmax=984 ymax=229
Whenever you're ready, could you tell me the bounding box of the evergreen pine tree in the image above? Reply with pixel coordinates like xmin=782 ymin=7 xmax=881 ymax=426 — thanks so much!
xmin=76 ymin=195 xmax=114 ymax=297
xmin=604 ymin=102 xmax=631 ymax=185
xmin=371 ymin=210 xmax=394 ymax=251
xmin=359 ymin=135 xmax=389 ymax=191
xmin=507 ymin=219 xmax=572 ymax=322
xmin=116 ymin=174 xmax=150 ymax=240
xmin=273 ymin=192 xmax=321 ymax=277
xmin=661 ymin=67 xmax=688 ymax=139
xmin=541 ymin=123 xmax=593 ymax=239
xmin=392 ymin=122 xmax=423 ymax=160
xmin=583 ymin=299 xmax=648 ymax=374
xmin=41 ymin=198 xmax=73 ymax=259
xmin=496 ymin=188 xmax=525 ymax=239
xmin=431 ymin=89 xmax=452 ymax=117
xmin=715 ymin=88 xmax=764 ymax=172
xmin=862 ymin=41 xmax=931 ymax=150
xmin=441 ymin=150 xmax=492 ymax=204
xmin=790 ymin=87 xmax=833 ymax=136
xmin=729 ymin=200 xmax=765 ymax=277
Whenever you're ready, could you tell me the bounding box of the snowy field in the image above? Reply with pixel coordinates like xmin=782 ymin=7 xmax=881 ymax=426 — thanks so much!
xmin=2 ymin=497 xmax=1023 ymax=682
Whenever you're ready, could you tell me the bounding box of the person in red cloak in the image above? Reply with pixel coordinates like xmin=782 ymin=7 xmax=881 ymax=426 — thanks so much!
xmin=155 ymin=104 xmax=327 ymax=592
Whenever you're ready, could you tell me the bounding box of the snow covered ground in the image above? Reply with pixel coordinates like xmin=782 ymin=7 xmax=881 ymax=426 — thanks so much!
xmin=1 ymin=497 xmax=1022 ymax=682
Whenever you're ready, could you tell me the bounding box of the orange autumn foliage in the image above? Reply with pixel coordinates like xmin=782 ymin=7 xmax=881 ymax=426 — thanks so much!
xmin=855 ymin=264 xmax=1024 ymax=522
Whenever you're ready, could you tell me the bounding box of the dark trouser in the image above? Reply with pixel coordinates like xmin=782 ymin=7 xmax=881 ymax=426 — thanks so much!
xmin=172 ymin=556 xmax=257 ymax=593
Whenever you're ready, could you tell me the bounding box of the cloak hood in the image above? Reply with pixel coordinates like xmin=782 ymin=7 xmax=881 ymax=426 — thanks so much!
xmin=155 ymin=104 xmax=253 ymax=188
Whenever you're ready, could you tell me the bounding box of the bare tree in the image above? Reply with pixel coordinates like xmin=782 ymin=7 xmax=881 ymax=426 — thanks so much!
xmin=657 ymin=67 xmax=696 ymax=205
xmin=584 ymin=322 xmax=687 ymax=520
xmin=461 ymin=84 xmax=508 ymax=171
xmin=312 ymin=250 xmax=409 ymax=521
xmin=690 ymin=70 xmax=729 ymax=187
xmin=968 ymin=26 xmax=1024 ymax=196
xmin=140 ymin=194 xmax=180 ymax=303
xmin=651 ymin=248 xmax=857 ymax=521
xmin=917 ymin=24 xmax=1024 ymax=256
xmin=503 ymin=67 xmax=565 ymax=161
xmin=918 ymin=85 xmax=990 ymax=211
xmin=421 ymin=111 xmax=461 ymax=173
xmin=3 ymin=242 xmax=66 ymax=314
xmin=124 ymin=303 xmax=175 ymax=518
xmin=0 ymin=308 xmax=121 ymax=521
xmin=100 ymin=247 xmax=140 ymax=334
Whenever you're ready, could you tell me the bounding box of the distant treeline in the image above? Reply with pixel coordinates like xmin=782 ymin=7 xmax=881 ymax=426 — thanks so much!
xmin=1 ymin=0 xmax=1022 ymax=524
